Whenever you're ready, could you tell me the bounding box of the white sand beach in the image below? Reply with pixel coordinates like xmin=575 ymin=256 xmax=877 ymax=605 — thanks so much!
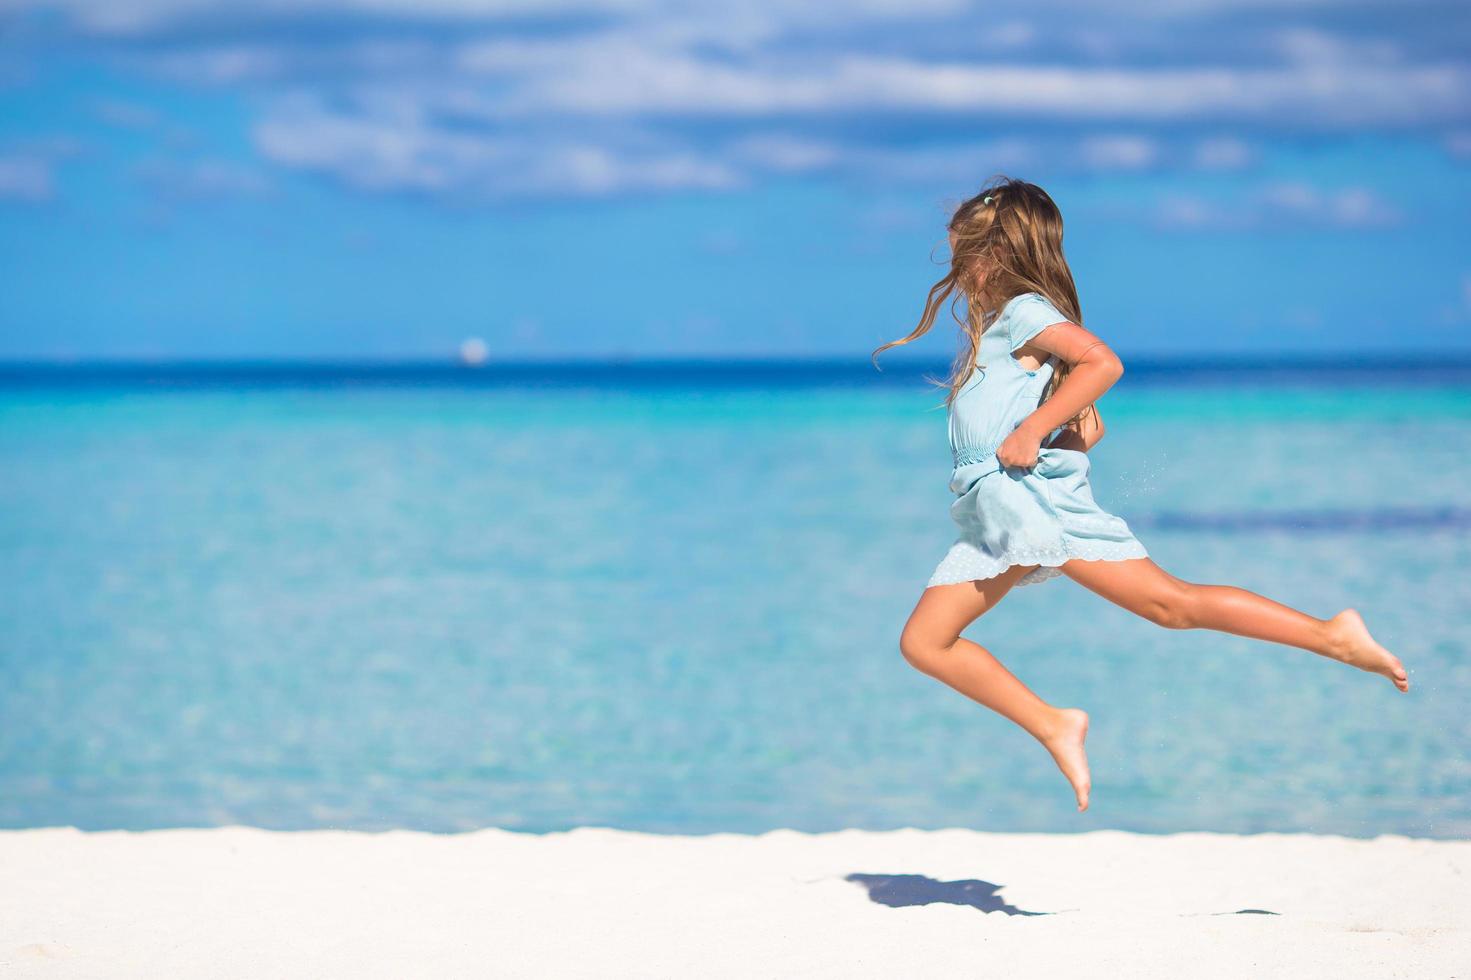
xmin=1 ymin=826 xmax=1467 ymax=979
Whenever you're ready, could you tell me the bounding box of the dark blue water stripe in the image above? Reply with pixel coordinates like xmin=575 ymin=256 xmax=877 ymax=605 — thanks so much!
xmin=1130 ymin=506 xmax=1471 ymax=533
xmin=0 ymin=357 xmax=1469 ymax=389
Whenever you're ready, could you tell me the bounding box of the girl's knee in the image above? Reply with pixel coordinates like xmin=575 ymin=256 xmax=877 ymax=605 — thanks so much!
xmin=899 ymin=626 xmax=950 ymax=673
xmin=898 ymin=626 xmax=928 ymax=667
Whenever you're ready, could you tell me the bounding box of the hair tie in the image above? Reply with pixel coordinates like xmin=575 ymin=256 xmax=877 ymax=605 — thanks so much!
xmin=983 ymin=195 xmax=994 ymax=205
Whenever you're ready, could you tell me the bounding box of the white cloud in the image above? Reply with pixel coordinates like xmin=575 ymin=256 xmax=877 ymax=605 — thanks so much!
xmin=1154 ymin=193 xmax=1216 ymax=228
xmin=451 ymin=51 xmax=1466 ymax=125
xmin=845 ymin=138 xmax=1040 ymax=184
xmin=95 ymin=15 xmax=1468 ymax=129
xmin=1253 ymin=182 xmax=1401 ymax=227
xmin=252 ymin=103 xmax=743 ymax=198
xmin=92 ymin=97 xmax=163 ymax=129
xmin=982 ymin=21 xmax=1039 ymax=49
xmin=0 ymin=137 xmax=84 ymax=202
xmin=1267 ymin=26 xmax=1404 ymax=67
xmin=0 ymin=154 xmax=54 ymax=201
xmin=11 ymin=0 xmax=1465 ymax=204
xmin=1190 ymin=135 xmax=1255 ymax=170
xmin=727 ymin=133 xmax=841 ymax=173
xmin=1153 ymin=181 xmax=1403 ymax=231
xmin=135 ymin=157 xmax=274 ymax=199
xmin=148 ymin=45 xmax=293 ymax=84
xmin=12 ymin=0 xmax=596 ymax=35
xmin=12 ymin=0 xmax=967 ymax=37
xmin=1078 ymin=135 xmax=1158 ymax=169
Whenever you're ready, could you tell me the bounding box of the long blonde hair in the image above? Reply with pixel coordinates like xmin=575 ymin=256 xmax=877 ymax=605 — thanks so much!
xmin=873 ymin=175 xmax=1096 ymax=436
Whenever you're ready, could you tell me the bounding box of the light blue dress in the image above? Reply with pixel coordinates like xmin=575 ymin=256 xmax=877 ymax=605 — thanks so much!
xmin=928 ymin=291 xmax=1149 ymax=588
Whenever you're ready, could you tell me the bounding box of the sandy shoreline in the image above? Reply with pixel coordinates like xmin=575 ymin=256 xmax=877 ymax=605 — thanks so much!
xmin=2 ymin=826 xmax=1467 ymax=978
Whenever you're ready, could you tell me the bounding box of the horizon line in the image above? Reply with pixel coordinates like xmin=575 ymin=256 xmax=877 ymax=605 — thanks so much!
xmin=4 ymin=351 xmax=1471 ymax=370
xmin=2 ymin=354 xmax=1469 ymax=390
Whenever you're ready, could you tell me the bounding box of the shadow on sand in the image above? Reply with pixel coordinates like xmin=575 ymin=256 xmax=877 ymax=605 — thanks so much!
xmin=846 ymin=874 xmax=1283 ymax=918
xmin=845 ymin=874 xmax=1049 ymax=916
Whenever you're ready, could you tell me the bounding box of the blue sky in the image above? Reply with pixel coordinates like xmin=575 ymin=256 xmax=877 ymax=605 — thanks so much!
xmin=1 ymin=0 xmax=1468 ymax=361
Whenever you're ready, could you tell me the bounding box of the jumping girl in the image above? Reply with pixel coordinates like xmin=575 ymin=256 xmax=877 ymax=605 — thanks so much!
xmin=875 ymin=176 xmax=1410 ymax=813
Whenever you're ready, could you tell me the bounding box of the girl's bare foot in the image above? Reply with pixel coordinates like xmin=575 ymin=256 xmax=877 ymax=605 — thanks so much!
xmin=1325 ymin=609 xmax=1409 ymax=692
xmin=1041 ymin=707 xmax=1091 ymax=811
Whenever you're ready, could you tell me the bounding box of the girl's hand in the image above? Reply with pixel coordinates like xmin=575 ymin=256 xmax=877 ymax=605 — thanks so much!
xmin=997 ymin=422 xmax=1044 ymax=470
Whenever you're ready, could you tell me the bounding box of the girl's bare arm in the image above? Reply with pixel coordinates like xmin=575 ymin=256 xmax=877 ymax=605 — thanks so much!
xmin=1044 ymin=405 xmax=1104 ymax=452
xmin=997 ymin=321 xmax=1123 ymax=468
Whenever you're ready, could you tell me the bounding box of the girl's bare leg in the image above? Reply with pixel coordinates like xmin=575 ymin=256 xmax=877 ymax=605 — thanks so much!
xmin=899 ymin=565 xmax=1094 ymax=811
xmin=1060 ymin=557 xmax=1409 ymax=692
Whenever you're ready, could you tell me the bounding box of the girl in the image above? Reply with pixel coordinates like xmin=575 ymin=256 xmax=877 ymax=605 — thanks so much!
xmin=875 ymin=176 xmax=1410 ymax=814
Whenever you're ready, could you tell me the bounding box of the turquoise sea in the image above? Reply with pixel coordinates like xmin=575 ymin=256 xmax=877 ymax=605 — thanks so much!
xmin=1 ymin=362 xmax=1468 ymax=838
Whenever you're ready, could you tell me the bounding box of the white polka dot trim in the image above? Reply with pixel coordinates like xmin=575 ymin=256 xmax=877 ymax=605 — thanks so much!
xmin=928 ymin=537 xmax=1150 ymax=589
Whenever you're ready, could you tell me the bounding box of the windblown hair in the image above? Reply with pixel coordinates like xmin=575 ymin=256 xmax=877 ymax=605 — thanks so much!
xmin=873 ymin=175 xmax=1096 ymax=436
